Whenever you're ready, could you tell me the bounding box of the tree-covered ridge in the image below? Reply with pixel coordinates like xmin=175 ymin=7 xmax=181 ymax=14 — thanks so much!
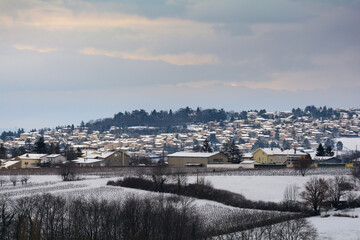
xmin=83 ymin=105 xmax=349 ymax=133
xmin=85 ymin=107 xmax=227 ymax=133
xmin=0 ymin=105 xmax=354 ymax=138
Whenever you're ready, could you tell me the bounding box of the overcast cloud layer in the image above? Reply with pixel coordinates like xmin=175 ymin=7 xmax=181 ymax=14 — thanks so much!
xmin=1 ymin=0 xmax=359 ymax=129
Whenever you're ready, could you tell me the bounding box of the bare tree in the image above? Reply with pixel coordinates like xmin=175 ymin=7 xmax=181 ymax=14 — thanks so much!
xmin=351 ymin=165 xmax=360 ymax=185
xmin=0 ymin=195 xmax=15 ymax=239
xmin=59 ymin=161 xmax=77 ymax=181
xmin=151 ymin=165 xmax=169 ymax=191
xmin=9 ymin=175 xmax=18 ymax=186
xmin=170 ymin=169 xmax=188 ymax=194
xmin=293 ymin=157 xmax=313 ymax=176
xmin=0 ymin=176 xmax=6 ymax=187
xmin=20 ymin=175 xmax=31 ymax=185
xmin=300 ymin=177 xmax=329 ymax=215
xmin=327 ymin=176 xmax=353 ymax=209
xmin=283 ymin=184 xmax=299 ymax=207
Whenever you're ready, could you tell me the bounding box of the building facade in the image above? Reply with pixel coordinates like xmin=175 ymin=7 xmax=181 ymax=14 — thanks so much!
xmin=253 ymin=148 xmax=310 ymax=164
xmin=168 ymin=152 xmax=228 ymax=167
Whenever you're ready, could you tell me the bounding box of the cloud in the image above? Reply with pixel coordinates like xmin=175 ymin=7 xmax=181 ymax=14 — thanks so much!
xmin=1 ymin=5 xmax=212 ymax=37
xmin=161 ymin=80 xmax=221 ymax=88
xmin=12 ymin=44 xmax=58 ymax=53
xmin=79 ymin=48 xmax=219 ymax=66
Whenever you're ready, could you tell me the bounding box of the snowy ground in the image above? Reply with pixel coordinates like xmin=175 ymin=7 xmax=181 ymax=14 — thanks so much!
xmin=188 ymin=175 xmax=340 ymax=202
xmin=0 ymin=174 xmax=256 ymax=211
xmin=308 ymin=208 xmax=360 ymax=240
xmin=2 ymin=173 xmax=360 ymax=239
xmin=336 ymin=137 xmax=360 ymax=151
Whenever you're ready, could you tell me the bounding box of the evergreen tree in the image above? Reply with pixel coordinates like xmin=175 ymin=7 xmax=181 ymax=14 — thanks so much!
xmin=282 ymin=140 xmax=291 ymax=149
xmin=221 ymin=139 xmax=242 ymax=163
xmin=64 ymin=145 xmax=77 ymax=161
xmin=336 ymin=141 xmax=343 ymax=151
xmin=324 ymin=138 xmax=334 ymax=148
xmin=270 ymin=141 xmax=279 ymax=148
xmin=201 ymin=139 xmax=213 ymax=153
xmin=48 ymin=142 xmax=55 ymax=154
xmin=316 ymin=144 xmax=325 ymax=156
xmin=303 ymin=139 xmax=311 ymax=149
xmin=55 ymin=143 xmax=61 ymax=154
xmin=325 ymin=146 xmax=334 ymax=156
xmin=0 ymin=144 xmax=8 ymax=159
xmin=11 ymin=146 xmax=26 ymax=158
xmin=34 ymin=136 xmax=47 ymax=154
xmin=76 ymin=147 xmax=82 ymax=157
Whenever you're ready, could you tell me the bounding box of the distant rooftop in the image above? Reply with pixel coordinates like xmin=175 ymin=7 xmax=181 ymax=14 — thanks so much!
xmin=168 ymin=151 xmax=220 ymax=158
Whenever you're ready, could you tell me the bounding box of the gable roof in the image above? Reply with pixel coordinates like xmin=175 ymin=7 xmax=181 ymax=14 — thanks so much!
xmin=73 ymin=158 xmax=103 ymax=164
xmin=168 ymin=151 xmax=221 ymax=158
xmin=2 ymin=160 xmax=20 ymax=168
xmin=18 ymin=153 xmax=48 ymax=160
xmin=260 ymin=148 xmax=308 ymax=156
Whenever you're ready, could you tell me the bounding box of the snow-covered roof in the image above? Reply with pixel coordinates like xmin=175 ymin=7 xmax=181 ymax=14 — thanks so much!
xmin=312 ymin=156 xmax=336 ymax=161
xmin=46 ymin=154 xmax=62 ymax=158
xmin=243 ymin=153 xmax=253 ymax=158
xmin=73 ymin=158 xmax=103 ymax=164
xmin=260 ymin=148 xmax=308 ymax=156
xmin=168 ymin=151 xmax=220 ymax=158
xmin=241 ymin=160 xmax=255 ymax=164
xmin=99 ymin=151 xmax=115 ymax=158
xmin=18 ymin=153 xmax=48 ymax=160
xmin=2 ymin=160 xmax=20 ymax=168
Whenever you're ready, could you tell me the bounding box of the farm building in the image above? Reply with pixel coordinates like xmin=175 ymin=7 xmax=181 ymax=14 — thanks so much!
xmin=73 ymin=150 xmax=130 ymax=167
xmin=167 ymin=152 xmax=228 ymax=167
xmin=44 ymin=154 xmax=67 ymax=165
xmin=240 ymin=160 xmax=255 ymax=169
xmin=1 ymin=160 xmax=21 ymax=169
xmin=14 ymin=153 xmax=48 ymax=168
xmin=253 ymin=148 xmax=310 ymax=164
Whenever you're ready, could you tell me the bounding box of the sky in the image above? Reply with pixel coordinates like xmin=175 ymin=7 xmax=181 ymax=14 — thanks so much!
xmin=0 ymin=0 xmax=359 ymax=129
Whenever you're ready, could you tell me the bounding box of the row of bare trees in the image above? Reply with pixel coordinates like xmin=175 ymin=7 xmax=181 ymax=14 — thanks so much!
xmin=215 ymin=218 xmax=317 ymax=240
xmin=0 ymin=175 xmax=31 ymax=187
xmin=0 ymin=194 xmax=205 ymax=240
xmin=299 ymin=176 xmax=354 ymax=215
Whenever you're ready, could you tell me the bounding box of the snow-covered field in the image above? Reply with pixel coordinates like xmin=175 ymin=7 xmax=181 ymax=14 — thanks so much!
xmin=1 ymin=171 xmax=360 ymax=239
xmin=308 ymin=208 xmax=360 ymax=240
xmin=188 ymin=175 xmax=338 ymax=202
xmin=336 ymin=137 xmax=360 ymax=151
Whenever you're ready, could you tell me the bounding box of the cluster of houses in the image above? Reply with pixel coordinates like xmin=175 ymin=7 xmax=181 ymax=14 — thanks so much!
xmin=1 ymin=150 xmax=130 ymax=169
xmin=1 ymin=109 xmax=360 ymax=161
xmin=1 ymin=108 xmax=359 ymax=170
xmin=1 ymin=146 xmax=347 ymax=170
xmin=167 ymin=148 xmax=330 ymax=169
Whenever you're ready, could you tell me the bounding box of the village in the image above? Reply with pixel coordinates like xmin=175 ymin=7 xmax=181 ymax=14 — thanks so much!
xmin=1 ymin=107 xmax=359 ymax=169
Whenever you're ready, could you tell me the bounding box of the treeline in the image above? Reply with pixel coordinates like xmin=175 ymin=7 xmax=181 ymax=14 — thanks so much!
xmin=0 ymin=129 xmax=24 ymax=141
xmin=0 ymin=193 xmax=318 ymax=240
xmin=85 ymin=107 xmax=227 ymax=133
xmin=0 ymin=194 xmax=204 ymax=240
xmin=83 ymin=105 xmax=346 ymax=133
xmin=0 ymin=106 xmax=348 ymax=137
xmin=292 ymin=106 xmax=340 ymax=119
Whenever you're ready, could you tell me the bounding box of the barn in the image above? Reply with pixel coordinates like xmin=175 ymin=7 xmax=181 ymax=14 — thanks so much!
xmin=167 ymin=152 xmax=228 ymax=167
